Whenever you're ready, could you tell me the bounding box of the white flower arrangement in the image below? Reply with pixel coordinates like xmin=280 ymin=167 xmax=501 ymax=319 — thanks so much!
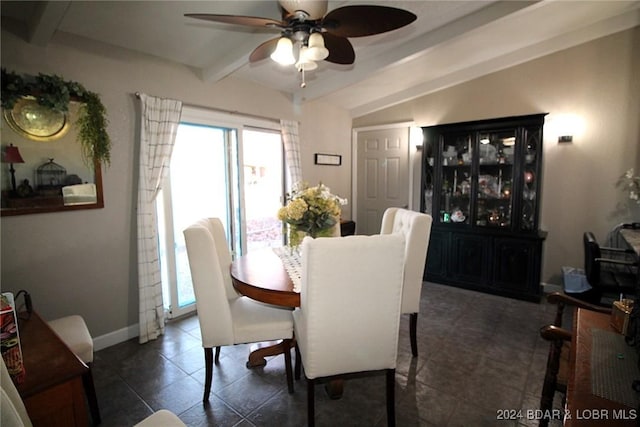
xmin=277 ymin=182 xmax=348 ymax=247
xmin=617 ymin=168 xmax=640 ymax=205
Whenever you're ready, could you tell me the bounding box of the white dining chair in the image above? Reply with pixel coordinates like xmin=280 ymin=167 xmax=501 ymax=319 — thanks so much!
xmin=380 ymin=207 xmax=433 ymax=357
xmin=183 ymin=218 xmax=295 ymax=402
xmin=293 ymin=234 xmax=406 ymax=426
xmin=47 ymin=314 xmax=101 ymax=425
xmin=1 ymin=357 xmax=186 ymax=427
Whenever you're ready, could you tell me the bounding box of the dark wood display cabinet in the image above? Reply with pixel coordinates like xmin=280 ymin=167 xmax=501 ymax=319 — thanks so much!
xmin=421 ymin=114 xmax=548 ymax=302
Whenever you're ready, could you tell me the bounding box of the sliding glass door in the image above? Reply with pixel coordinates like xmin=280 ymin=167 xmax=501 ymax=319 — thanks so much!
xmin=243 ymin=129 xmax=285 ymax=252
xmin=157 ymin=107 xmax=285 ymax=318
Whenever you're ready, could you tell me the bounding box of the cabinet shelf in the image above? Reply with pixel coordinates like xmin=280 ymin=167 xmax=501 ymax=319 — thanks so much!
xmin=421 ymin=113 xmax=547 ymax=302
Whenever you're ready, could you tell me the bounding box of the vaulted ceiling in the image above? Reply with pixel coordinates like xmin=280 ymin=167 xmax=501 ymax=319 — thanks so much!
xmin=2 ymin=1 xmax=639 ymax=117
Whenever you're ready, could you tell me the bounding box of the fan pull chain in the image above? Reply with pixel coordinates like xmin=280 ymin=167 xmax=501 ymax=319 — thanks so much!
xmin=300 ymin=67 xmax=306 ymax=88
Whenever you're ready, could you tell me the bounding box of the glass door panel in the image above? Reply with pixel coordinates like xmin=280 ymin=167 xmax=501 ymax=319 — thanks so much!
xmin=476 ymin=130 xmax=515 ymax=228
xmin=422 ymin=130 xmax=435 ymax=215
xmin=439 ymin=133 xmax=472 ymax=224
xmin=242 ymin=129 xmax=284 ymax=252
xmin=521 ymin=127 xmax=541 ymax=231
xmin=157 ymin=113 xmax=286 ymax=318
xmin=159 ymin=123 xmax=232 ymax=317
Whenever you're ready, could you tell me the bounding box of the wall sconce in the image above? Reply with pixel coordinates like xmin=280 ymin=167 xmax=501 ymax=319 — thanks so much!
xmin=410 ymin=126 xmax=424 ymax=151
xmin=548 ymin=114 xmax=584 ymax=144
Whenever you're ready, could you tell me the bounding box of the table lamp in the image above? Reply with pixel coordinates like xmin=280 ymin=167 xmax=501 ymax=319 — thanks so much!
xmin=3 ymin=144 xmax=25 ymax=193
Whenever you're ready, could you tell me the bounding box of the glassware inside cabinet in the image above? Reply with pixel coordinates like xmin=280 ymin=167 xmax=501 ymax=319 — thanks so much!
xmin=422 ymin=134 xmax=435 ymax=215
xmin=439 ymin=133 xmax=472 ymax=224
xmin=476 ymin=130 xmax=516 ymax=228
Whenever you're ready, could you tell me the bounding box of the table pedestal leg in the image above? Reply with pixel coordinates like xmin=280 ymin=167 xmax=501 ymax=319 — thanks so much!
xmin=246 ymin=341 xmax=345 ymax=399
xmin=247 ymin=340 xmax=290 ymax=368
xmin=325 ymin=380 xmax=344 ymax=399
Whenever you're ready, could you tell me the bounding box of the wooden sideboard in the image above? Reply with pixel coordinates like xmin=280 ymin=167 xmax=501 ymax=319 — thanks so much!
xmin=15 ymin=312 xmax=89 ymax=427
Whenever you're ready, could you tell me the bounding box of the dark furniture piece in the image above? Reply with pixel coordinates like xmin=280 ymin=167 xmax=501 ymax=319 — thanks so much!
xmin=340 ymin=219 xmax=356 ymax=236
xmin=16 ymin=312 xmax=89 ymax=427
xmin=565 ymin=308 xmax=638 ymax=426
xmin=582 ymin=231 xmax=638 ymax=304
xmin=420 ymin=114 xmax=547 ymax=301
xmin=538 ymin=292 xmax=612 ymax=427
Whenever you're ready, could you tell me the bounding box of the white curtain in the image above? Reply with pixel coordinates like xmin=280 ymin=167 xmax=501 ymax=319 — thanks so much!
xmin=136 ymin=93 xmax=183 ymax=343
xmin=280 ymin=119 xmax=302 ymax=186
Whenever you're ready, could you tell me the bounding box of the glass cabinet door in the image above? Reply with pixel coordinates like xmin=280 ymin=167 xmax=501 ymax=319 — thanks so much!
xmin=520 ymin=126 xmax=541 ymax=231
xmin=475 ymin=129 xmax=515 ymax=228
xmin=439 ymin=132 xmax=473 ymax=225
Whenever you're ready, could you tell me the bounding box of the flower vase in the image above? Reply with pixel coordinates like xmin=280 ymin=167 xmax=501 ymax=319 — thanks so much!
xmin=287 ymin=221 xmax=339 ymax=255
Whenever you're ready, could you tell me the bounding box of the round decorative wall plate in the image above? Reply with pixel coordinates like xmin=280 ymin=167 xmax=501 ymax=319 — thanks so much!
xmin=3 ymin=97 xmax=70 ymax=141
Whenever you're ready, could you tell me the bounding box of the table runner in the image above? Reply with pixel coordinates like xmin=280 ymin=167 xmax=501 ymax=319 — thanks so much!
xmin=591 ymin=328 xmax=640 ymax=409
xmin=272 ymin=247 xmax=302 ymax=292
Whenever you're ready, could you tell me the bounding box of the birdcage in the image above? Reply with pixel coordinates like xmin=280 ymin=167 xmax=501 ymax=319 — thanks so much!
xmin=36 ymin=158 xmax=66 ymax=193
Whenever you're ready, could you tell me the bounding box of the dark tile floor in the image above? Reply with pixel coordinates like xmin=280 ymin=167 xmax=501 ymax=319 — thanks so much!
xmin=93 ymin=283 xmax=564 ymax=426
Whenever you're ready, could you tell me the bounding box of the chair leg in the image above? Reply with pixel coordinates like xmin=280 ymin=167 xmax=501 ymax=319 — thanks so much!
xmin=409 ymin=313 xmax=418 ymax=357
xmin=203 ymin=347 xmax=213 ymax=403
xmin=386 ymin=369 xmax=396 ymax=427
xmin=307 ymin=377 xmax=315 ymax=427
xmin=214 ymin=346 xmax=221 ymax=364
xmin=82 ymin=365 xmax=101 ymax=425
xmin=538 ymin=340 xmax=562 ymax=427
xmin=283 ymin=339 xmax=294 ymax=394
xmin=294 ymin=343 xmax=301 ymax=380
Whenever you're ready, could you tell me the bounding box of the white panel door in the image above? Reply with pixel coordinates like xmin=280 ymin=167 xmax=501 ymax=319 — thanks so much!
xmin=356 ymin=127 xmax=409 ymax=235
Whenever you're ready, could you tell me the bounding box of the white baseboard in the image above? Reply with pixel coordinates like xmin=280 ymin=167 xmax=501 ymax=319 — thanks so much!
xmin=93 ymin=323 xmax=139 ymax=351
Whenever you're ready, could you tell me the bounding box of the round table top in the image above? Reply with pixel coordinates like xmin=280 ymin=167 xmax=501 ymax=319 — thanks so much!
xmin=230 ymin=248 xmax=300 ymax=308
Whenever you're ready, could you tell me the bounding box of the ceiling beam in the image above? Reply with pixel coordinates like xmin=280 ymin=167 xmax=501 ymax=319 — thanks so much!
xmin=200 ymin=34 xmax=276 ymax=83
xmin=294 ymin=1 xmax=537 ymax=103
xmin=26 ymin=1 xmax=71 ymax=46
xmin=346 ymin=7 xmax=640 ymax=118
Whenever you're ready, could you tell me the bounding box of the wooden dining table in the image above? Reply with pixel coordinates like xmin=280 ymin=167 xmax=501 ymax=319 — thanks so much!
xmin=230 ymin=248 xmax=298 ymax=369
xmin=564 ymin=309 xmax=638 ymax=426
xmin=231 ymin=248 xmax=300 ymax=308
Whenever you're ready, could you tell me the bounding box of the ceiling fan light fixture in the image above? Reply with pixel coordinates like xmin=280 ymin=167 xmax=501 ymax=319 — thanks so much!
xmin=296 ymin=47 xmax=318 ymax=71
xmin=306 ymin=32 xmax=329 ymax=61
xmin=278 ymin=0 xmax=328 ymax=20
xmin=270 ymin=37 xmax=296 ymax=65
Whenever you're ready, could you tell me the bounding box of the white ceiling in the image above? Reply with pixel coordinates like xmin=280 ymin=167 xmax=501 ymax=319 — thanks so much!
xmin=2 ymin=1 xmax=639 ymax=117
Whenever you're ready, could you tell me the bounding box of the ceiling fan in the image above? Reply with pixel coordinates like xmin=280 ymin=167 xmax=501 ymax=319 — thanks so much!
xmin=185 ymin=0 xmax=416 ymax=87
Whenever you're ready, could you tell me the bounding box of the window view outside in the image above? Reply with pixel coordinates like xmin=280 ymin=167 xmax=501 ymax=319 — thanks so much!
xmin=243 ymin=129 xmax=284 ymax=252
xmin=157 ymin=121 xmax=284 ymax=317
xmin=169 ymin=124 xmax=230 ymax=309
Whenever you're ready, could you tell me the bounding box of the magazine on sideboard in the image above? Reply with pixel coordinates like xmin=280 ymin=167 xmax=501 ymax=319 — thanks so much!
xmin=1 ymin=292 xmax=25 ymax=383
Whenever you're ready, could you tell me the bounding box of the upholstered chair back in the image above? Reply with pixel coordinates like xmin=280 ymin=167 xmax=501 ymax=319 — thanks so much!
xmin=1 ymin=358 xmax=32 ymax=427
xmin=197 ymin=217 xmax=237 ymax=299
xmin=294 ymin=234 xmax=405 ymax=379
xmin=380 ymin=208 xmax=433 ymax=314
xmin=184 ymin=218 xmax=235 ymax=348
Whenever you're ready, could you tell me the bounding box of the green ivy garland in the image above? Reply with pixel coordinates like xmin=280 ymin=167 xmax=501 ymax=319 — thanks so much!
xmin=1 ymin=68 xmax=111 ymax=166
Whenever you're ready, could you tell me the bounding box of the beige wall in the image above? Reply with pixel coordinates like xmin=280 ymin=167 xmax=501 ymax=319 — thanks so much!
xmin=0 ymin=27 xmax=352 ymax=340
xmin=355 ymin=27 xmax=640 ymax=286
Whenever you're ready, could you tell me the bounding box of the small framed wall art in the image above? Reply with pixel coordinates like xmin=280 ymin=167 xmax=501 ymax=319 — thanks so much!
xmin=314 ymin=153 xmax=342 ymax=166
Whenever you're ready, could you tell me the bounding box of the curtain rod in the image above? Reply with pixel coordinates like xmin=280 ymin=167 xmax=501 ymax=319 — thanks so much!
xmin=134 ymin=92 xmax=282 ymax=125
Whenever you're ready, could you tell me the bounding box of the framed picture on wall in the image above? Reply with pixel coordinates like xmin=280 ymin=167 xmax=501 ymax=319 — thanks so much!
xmin=314 ymin=153 xmax=341 ymax=166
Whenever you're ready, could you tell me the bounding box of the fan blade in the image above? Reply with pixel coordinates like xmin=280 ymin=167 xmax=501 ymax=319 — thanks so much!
xmin=249 ymin=38 xmax=280 ymax=63
xmin=322 ymin=33 xmax=355 ymax=65
xmin=322 ymin=5 xmax=416 ymax=38
xmin=185 ymin=14 xmax=285 ymax=29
